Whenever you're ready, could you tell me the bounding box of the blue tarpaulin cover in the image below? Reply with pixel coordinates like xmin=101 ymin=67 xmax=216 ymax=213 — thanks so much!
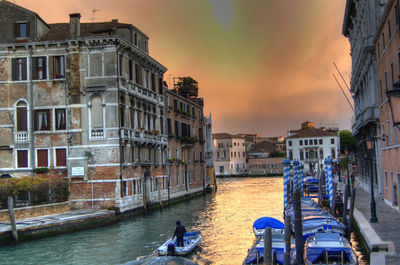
xmin=253 ymin=217 xmax=284 ymax=230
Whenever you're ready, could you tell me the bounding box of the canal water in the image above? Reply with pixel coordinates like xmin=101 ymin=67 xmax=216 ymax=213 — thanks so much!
xmin=0 ymin=177 xmax=367 ymax=265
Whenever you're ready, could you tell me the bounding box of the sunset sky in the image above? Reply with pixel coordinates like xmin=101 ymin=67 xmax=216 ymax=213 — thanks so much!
xmin=17 ymin=0 xmax=352 ymax=137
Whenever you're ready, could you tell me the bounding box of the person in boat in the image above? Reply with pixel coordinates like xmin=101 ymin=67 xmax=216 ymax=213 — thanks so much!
xmin=173 ymin=220 xmax=186 ymax=247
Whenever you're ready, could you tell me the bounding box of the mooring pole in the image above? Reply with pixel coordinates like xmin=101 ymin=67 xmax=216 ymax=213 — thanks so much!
xmin=342 ymin=183 xmax=349 ymax=227
xmin=318 ymin=172 xmax=323 ymax=206
xmin=331 ymin=183 xmax=337 ymax=217
xmin=293 ymin=190 xmax=303 ymax=264
xmin=284 ymin=215 xmax=291 ymax=265
xmin=7 ymin=196 xmax=18 ymax=244
xmin=264 ymin=227 xmax=272 ymax=265
xmin=347 ymin=188 xmax=356 ymax=239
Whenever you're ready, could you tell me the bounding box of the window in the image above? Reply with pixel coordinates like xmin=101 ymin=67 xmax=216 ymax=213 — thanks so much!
xmin=119 ymin=55 xmax=123 ymax=76
xmin=55 ymin=109 xmax=66 ymax=130
xmin=37 ymin=149 xmax=48 ymax=167
xmin=377 ymin=43 xmax=381 ymax=59
xmin=53 ymin=56 xmax=65 ymax=78
xmin=151 ymin=73 xmax=156 ymax=91
xmin=385 ymin=171 xmax=388 ymax=188
xmin=289 ymin=150 xmax=293 ymax=161
xmin=33 ymin=57 xmax=47 ymax=80
xmin=134 ymin=33 xmax=138 ymax=46
xmin=299 ymin=140 xmax=303 ymax=146
xmin=288 ymin=140 xmax=292 ymax=146
xmin=144 ymin=40 xmax=148 ymax=52
xmin=314 ymin=139 xmax=318 ymax=145
xmin=12 ymin=58 xmax=27 ymax=81
xmin=17 ymin=150 xmax=28 ymax=168
xmin=16 ymin=102 xmax=27 ymax=131
xmin=382 ymin=32 xmax=385 ymax=49
xmin=382 ymin=123 xmax=386 ymax=147
xmin=391 ymin=63 xmax=394 ymax=87
xmin=388 ymin=120 xmax=391 ymax=146
xmin=90 ymin=96 xmax=104 ymax=137
xmin=14 ymin=22 xmax=29 ymax=38
xmin=176 ymin=171 xmax=180 ymax=186
xmin=319 ymin=149 xmax=324 ymax=159
xmin=129 ymin=60 xmax=133 ymax=81
xmin=300 ymin=150 xmax=304 ymax=160
xmin=388 ymin=20 xmax=392 ymax=39
xmin=135 ymin=64 xmax=142 ymax=85
xmin=319 ymin=139 xmax=322 ymax=145
xmin=330 ymin=138 xmax=335 ymax=144
xmin=305 ymin=140 xmax=308 ymax=146
xmin=34 ymin=109 xmax=50 ymax=131
xmin=243 ymin=152 xmax=245 ymax=157
xmin=219 ymin=166 xmax=224 ymax=173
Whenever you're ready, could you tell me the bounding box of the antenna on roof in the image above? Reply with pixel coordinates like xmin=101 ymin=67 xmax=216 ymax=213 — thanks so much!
xmin=91 ymin=9 xmax=101 ymax=23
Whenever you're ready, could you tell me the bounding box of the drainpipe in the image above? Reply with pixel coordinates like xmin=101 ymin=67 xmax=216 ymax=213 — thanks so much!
xmin=117 ymin=45 xmax=124 ymax=200
xmin=28 ymin=46 xmax=35 ymax=177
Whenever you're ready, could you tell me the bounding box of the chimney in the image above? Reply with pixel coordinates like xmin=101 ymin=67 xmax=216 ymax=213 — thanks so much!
xmin=70 ymin=13 xmax=81 ymax=39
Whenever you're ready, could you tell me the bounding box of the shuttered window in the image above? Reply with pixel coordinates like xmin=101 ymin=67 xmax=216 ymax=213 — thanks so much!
xmin=34 ymin=109 xmax=50 ymax=131
xmin=12 ymin=58 xmax=27 ymax=81
xmin=17 ymin=150 xmax=28 ymax=168
xmin=55 ymin=148 xmax=67 ymax=167
xmin=32 ymin=57 xmax=46 ymax=80
xmin=135 ymin=64 xmax=142 ymax=85
xmin=14 ymin=22 xmax=30 ymax=38
xmin=55 ymin=109 xmax=66 ymax=130
xmin=17 ymin=103 xmax=27 ymax=131
xmin=37 ymin=149 xmax=48 ymax=167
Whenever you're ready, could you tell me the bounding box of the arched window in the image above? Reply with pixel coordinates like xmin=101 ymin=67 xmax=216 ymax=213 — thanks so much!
xmin=90 ymin=96 xmax=104 ymax=138
xmin=16 ymin=101 xmax=27 ymax=131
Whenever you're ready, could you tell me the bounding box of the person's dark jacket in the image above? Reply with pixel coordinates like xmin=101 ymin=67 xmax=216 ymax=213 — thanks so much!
xmin=173 ymin=224 xmax=186 ymax=238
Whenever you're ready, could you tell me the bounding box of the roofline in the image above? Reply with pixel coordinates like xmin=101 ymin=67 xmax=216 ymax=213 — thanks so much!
xmin=342 ymin=0 xmax=354 ymax=37
xmin=286 ymin=134 xmax=338 ymax=140
xmin=165 ymin=89 xmax=203 ymax=109
xmin=1 ymin=0 xmax=50 ymax=29
xmin=374 ymin=0 xmax=396 ymax=44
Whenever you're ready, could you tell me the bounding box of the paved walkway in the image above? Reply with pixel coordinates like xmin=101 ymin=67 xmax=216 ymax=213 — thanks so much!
xmin=352 ymin=183 xmax=400 ymax=264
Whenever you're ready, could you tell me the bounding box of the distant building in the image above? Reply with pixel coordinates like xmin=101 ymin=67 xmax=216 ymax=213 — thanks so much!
xmin=236 ymin=133 xmax=261 ymax=152
xmin=213 ymin=133 xmax=246 ymax=176
xmin=165 ymin=84 xmax=206 ymax=195
xmin=374 ymin=0 xmax=400 ymax=208
xmin=286 ymin=122 xmax=340 ymax=172
xmin=248 ymin=157 xmax=283 ymax=176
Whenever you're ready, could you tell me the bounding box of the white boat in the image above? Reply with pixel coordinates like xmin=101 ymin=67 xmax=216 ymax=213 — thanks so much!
xmin=157 ymin=231 xmax=202 ymax=256
xmin=253 ymin=217 xmax=285 ymax=238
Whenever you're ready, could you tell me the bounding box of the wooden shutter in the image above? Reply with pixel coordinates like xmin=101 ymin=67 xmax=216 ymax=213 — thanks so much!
xmin=12 ymin=58 xmax=17 ymax=80
xmin=14 ymin=23 xmax=19 ymax=38
xmin=37 ymin=149 xmax=48 ymax=167
xmin=17 ymin=107 xmax=27 ymax=131
xmin=32 ymin=57 xmax=37 ymax=80
xmin=21 ymin=58 xmax=27 ymax=80
xmin=17 ymin=150 xmax=28 ymax=168
xmin=56 ymin=149 xmax=66 ymax=167
xmin=26 ymin=22 xmax=30 ymax=38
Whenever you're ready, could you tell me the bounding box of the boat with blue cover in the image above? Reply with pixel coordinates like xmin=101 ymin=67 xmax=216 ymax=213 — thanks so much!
xmin=253 ymin=217 xmax=285 ymax=238
xmin=243 ymin=232 xmax=295 ymax=265
xmin=304 ymin=232 xmax=358 ymax=265
xmin=157 ymin=231 xmax=202 ymax=256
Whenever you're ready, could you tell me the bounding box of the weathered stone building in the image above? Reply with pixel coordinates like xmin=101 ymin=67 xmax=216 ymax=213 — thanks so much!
xmin=343 ymin=0 xmax=387 ymax=196
xmin=165 ymin=85 xmax=206 ymax=196
xmin=0 ymin=0 xmax=170 ymax=212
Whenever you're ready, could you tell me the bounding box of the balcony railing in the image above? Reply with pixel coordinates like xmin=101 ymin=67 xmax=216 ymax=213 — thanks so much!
xmin=15 ymin=132 xmax=29 ymax=142
xmin=91 ymin=128 xmax=104 ymax=139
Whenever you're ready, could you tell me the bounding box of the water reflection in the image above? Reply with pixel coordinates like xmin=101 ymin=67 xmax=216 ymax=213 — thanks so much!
xmin=0 ymin=177 xmax=365 ymax=265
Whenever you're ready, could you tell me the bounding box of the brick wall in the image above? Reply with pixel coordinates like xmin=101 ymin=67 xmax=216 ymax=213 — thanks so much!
xmin=0 ymin=201 xmax=70 ymax=222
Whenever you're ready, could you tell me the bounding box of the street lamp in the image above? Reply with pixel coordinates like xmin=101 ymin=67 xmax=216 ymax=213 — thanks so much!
xmin=386 ymin=82 xmax=400 ymax=129
xmin=365 ymin=139 xmax=378 ymax=223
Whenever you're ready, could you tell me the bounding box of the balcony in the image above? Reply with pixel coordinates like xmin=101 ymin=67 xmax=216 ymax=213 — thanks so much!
xmin=352 ymin=106 xmax=379 ymax=134
xmin=15 ymin=132 xmax=29 ymax=143
xmin=91 ymin=128 xmax=104 ymax=139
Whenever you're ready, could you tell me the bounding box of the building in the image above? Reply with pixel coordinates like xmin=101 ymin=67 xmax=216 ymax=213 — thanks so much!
xmin=374 ymin=0 xmax=400 ymax=208
xmin=213 ymin=133 xmax=246 ymax=176
xmin=285 ymin=122 xmax=340 ymax=172
xmin=0 ymin=0 xmax=170 ymax=212
xmin=165 ymin=84 xmax=206 ymax=196
xmin=343 ymin=0 xmax=387 ymax=196
xmin=247 ymin=157 xmax=283 ymax=176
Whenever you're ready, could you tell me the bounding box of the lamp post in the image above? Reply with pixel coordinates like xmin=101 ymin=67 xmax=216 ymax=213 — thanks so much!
xmin=366 ymin=139 xmax=378 ymax=223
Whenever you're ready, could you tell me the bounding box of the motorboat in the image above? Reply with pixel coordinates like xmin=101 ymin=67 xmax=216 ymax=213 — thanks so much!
xmin=157 ymin=231 xmax=202 ymax=256
xmin=253 ymin=217 xmax=285 ymax=238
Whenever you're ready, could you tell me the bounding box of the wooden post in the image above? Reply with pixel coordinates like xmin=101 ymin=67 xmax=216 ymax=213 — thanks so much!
xmin=158 ymin=178 xmax=163 ymax=212
xmin=342 ymin=183 xmax=349 ymax=227
xmin=347 ymin=189 xmax=356 ymax=239
xmin=286 ymin=181 xmax=290 ymax=210
xmin=293 ymin=190 xmax=303 ymax=265
xmin=7 ymin=196 xmax=18 ymax=244
xmin=290 ymin=180 xmax=294 ymax=204
xmin=284 ymin=215 xmax=291 ymax=265
xmin=264 ymin=227 xmax=272 ymax=265
xmin=331 ymin=183 xmax=337 ymax=216
xmin=318 ymin=174 xmax=323 ymax=206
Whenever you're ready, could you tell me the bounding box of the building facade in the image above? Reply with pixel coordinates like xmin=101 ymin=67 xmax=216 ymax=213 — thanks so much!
xmin=285 ymin=123 xmax=340 ymax=173
xmin=165 ymin=88 xmax=206 ymax=197
xmin=213 ymin=133 xmax=246 ymax=176
xmin=343 ymin=0 xmax=387 ymax=196
xmin=374 ymin=0 xmax=400 ymax=208
xmin=0 ymin=1 xmax=171 ymax=212
xmin=247 ymin=157 xmax=283 ymax=176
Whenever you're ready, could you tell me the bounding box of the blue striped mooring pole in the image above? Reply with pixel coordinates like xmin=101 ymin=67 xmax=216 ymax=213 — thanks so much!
xmin=300 ymin=164 xmax=304 ymax=196
xmin=293 ymin=160 xmax=299 ymax=192
xmin=283 ymin=158 xmax=291 ymax=209
xmin=326 ymin=158 xmax=334 ymax=207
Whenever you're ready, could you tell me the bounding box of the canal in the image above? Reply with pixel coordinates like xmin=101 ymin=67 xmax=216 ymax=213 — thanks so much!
xmin=0 ymin=177 xmax=366 ymax=265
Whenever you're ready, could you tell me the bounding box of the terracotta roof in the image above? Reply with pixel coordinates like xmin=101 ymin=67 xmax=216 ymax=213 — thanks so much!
xmin=212 ymin=133 xmax=232 ymax=139
xmin=286 ymin=128 xmax=337 ymax=139
xmin=39 ymin=21 xmax=133 ymax=41
xmin=249 ymin=141 xmax=275 ymax=153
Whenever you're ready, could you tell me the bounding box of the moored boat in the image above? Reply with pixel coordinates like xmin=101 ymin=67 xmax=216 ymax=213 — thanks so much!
xmin=304 ymin=232 xmax=358 ymax=265
xmin=253 ymin=217 xmax=285 ymax=238
xmin=157 ymin=231 xmax=202 ymax=256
